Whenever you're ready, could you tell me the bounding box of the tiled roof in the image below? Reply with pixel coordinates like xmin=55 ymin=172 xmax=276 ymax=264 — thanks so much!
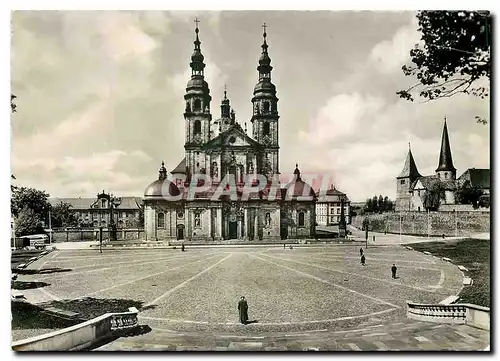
xmin=171 ymin=158 xmax=187 ymax=174
xmin=49 ymin=198 xmax=94 ymax=210
xmin=411 ymin=175 xmax=456 ymax=191
xmin=49 ymin=196 xmax=142 ymax=210
xmin=316 ymin=187 xmax=350 ymax=202
xmin=459 ymin=168 xmax=490 ymax=189
xmin=436 ymin=120 xmax=456 ymax=172
xmin=398 ymin=148 xmax=422 ymax=179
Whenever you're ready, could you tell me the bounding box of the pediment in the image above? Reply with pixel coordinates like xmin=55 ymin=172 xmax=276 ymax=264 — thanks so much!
xmin=204 ymin=126 xmax=262 ymax=149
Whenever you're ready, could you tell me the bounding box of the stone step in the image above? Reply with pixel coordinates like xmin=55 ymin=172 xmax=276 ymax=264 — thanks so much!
xmin=95 ymin=322 xmax=489 ymax=351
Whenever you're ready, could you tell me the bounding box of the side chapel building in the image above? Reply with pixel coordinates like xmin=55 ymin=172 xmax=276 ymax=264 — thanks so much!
xmin=395 ymin=119 xmax=490 ymax=212
xmin=143 ymin=23 xmax=316 ymax=242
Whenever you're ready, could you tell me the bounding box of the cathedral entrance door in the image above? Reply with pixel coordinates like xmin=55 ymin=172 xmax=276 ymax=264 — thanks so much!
xmin=177 ymin=225 xmax=184 ymax=240
xmin=228 ymin=221 xmax=238 ymax=239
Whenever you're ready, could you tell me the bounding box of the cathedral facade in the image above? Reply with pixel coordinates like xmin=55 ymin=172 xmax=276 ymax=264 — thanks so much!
xmin=143 ymin=23 xmax=316 ymax=242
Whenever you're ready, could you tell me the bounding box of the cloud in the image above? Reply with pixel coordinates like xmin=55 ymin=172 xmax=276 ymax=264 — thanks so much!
xmin=298 ymin=93 xmax=385 ymax=145
xmin=12 ymin=150 xmax=154 ymax=197
xmin=11 ymin=11 xmax=489 ymax=202
xmin=171 ymin=58 xmax=228 ymax=103
xmin=293 ymin=15 xmax=489 ymax=201
xmin=369 ymin=17 xmax=420 ymax=74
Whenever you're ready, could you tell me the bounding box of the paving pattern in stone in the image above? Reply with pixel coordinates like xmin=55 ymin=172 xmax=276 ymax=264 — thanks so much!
xmin=14 ymin=245 xmax=489 ymax=351
xmin=95 ymin=320 xmax=489 ymax=351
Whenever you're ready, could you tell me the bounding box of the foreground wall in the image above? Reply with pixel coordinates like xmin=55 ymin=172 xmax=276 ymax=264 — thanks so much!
xmin=12 ymin=309 xmax=138 ymax=351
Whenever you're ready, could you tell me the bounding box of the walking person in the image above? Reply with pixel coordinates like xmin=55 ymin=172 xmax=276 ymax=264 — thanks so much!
xmin=391 ymin=264 xmax=397 ymax=279
xmin=361 ymin=254 xmax=366 ymax=266
xmin=359 ymin=247 xmax=363 ymax=256
xmin=238 ymin=296 xmax=249 ymax=325
xmin=284 ymin=243 xmax=286 ymax=249
xmin=181 ymin=242 xmax=185 ymax=252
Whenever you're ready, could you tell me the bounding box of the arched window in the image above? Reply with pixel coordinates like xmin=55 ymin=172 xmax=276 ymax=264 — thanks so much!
xmin=158 ymin=213 xmax=165 ymax=228
xmin=194 ymin=120 xmax=201 ymax=134
xmin=193 ymin=99 xmax=202 ymax=111
xmin=263 ymin=122 xmax=270 ymax=136
xmin=263 ymin=101 xmax=270 ymax=113
xmin=298 ymin=212 xmax=305 ymax=227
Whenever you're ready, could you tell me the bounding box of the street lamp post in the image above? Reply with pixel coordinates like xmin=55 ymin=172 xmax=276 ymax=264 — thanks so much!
xmin=48 ymin=210 xmax=52 ymax=245
xmin=109 ymin=194 xmax=122 ymax=242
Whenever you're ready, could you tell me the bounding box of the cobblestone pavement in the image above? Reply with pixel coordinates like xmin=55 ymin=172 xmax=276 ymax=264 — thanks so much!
xmin=96 ymin=319 xmax=489 ymax=351
xmin=15 ymin=245 xmax=488 ymax=351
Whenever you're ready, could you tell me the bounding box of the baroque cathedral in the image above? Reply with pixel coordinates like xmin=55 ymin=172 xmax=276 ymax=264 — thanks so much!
xmin=143 ymin=22 xmax=316 ymax=242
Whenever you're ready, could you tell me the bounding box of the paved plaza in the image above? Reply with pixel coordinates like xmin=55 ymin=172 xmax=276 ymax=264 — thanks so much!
xmin=16 ymin=244 xmax=489 ymax=350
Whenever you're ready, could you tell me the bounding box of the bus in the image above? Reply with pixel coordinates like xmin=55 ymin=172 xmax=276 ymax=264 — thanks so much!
xmin=16 ymin=234 xmax=50 ymax=249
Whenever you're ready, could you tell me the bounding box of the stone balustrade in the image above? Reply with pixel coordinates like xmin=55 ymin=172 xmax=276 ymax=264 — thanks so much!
xmin=407 ymin=301 xmax=489 ymax=330
xmin=110 ymin=310 xmax=138 ymax=330
xmin=12 ymin=308 xmax=139 ymax=351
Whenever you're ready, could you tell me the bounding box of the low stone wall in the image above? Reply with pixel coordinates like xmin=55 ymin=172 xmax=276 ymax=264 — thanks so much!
xmin=352 ymin=211 xmax=490 ymax=237
xmin=465 ymin=304 xmax=490 ymax=331
xmin=12 ymin=308 xmax=138 ymax=351
xmin=407 ymin=302 xmax=490 ymax=330
xmin=50 ymin=229 xmax=144 ymax=242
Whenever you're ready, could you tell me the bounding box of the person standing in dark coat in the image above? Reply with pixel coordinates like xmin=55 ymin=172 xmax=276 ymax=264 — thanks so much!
xmin=361 ymin=254 xmax=366 ymax=266
xmin=238 ymin=296 xmax=249 ymax=324
xmin=360 ymin=248 xmax=363 ymax=256
xmin=391 ymin=264 xmax=397 ymax=278
xmin=181 ymin=243 xmax=185 ymax=252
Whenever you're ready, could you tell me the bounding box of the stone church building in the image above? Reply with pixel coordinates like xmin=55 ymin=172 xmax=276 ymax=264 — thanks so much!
xmin=143 ymin=23 xmax=316 ymax=242
xmin=395 ymin=119 xmax=490 ymax=212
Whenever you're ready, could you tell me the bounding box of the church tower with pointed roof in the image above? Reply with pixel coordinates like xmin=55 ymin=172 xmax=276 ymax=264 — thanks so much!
xmin=251 ymin=24 xmax=280 ymax=178
xmin=144 ymin=21 xmax=317 ymax=243
xmin=435 ymin=118 xmax=456 ymax=181
xmin=184 ymin=19 xmax=212 ymax=177
xmin=396 ymin=143 xmax=422 ymax=211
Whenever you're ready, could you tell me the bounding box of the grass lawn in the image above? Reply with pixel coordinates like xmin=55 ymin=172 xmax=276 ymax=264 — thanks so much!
xmin=11 ymin=301 xmax=79 ymax=341
xmin=408 ymin=238 xmax=490 ymax=307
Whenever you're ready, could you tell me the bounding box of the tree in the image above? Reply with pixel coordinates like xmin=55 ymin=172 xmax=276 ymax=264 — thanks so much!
xmin=456 ymin=181 xmax=483 ymax=208
xmin=378 ymin=195 xmax=384 ymax=213
xmin=362 ymin=217 xmax=370 ymax=231
xmin=397 ymin=11 xmax=490 ymax=123
xmin=365 ymin=198 xmax=373 ymax=213
xmin=15 ymin=207 xmax=45 ymax=237
xmin=11 ymin=187 xmax=51 ymax=218
xmin=50 ymin=201 xmax=78 ymax=228
xmin=383 ymin=196 xmax=389 ymax=211
xmin=422 ymin=182 xmax=446 ymax=211
xmin=372 ymin=195 xmax=379 ymax=213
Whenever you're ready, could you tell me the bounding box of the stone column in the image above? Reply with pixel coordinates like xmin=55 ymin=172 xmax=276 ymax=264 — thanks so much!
xmin=186 ymin=208 xmax=191 ymax=241
xmin=216 ymin=207 xmax=222 ymax=240
xmin=207 ymin=207 xmax=212 ymax=241
xmin=254 ymin=211 xmax=260 ymax=240
xmin=244 ymin=208 xmax=249 ymax=240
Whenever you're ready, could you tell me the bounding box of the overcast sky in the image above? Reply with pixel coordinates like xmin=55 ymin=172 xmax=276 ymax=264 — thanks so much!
xmin=11 ymin=10 xmax=490 ymax=201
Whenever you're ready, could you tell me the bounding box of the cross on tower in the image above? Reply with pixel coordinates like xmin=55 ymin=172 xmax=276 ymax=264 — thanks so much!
xmin=262 ymin=22 xmax=267 ymax=35
xmin=194 ymin=17 xmax=200 ymax=29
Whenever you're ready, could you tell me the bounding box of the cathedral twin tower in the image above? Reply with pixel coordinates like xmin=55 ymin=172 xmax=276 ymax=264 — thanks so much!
xmin=183 ymin=21 xmax=280 ymax=182
xmin=143 ymin=20 xmax=317 ymax=242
